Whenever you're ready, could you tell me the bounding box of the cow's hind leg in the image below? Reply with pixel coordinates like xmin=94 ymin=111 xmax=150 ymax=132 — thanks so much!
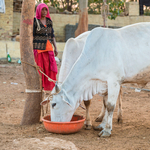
xmin=99 ymin=81 xmax=120 ymax=137
xmin=84 ymin=100 xmax=92 ymax=130
xmin=95 ymin=98 xmax=106 ymax=122
xmin=93 ymin=95 xmax=107 ymax=131
xmin=117 ymin=86 xmax=123 ymax=123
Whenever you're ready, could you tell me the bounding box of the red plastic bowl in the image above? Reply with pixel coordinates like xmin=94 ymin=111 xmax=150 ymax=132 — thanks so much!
xmin=42 ymin=115 xmax=85 ymax=134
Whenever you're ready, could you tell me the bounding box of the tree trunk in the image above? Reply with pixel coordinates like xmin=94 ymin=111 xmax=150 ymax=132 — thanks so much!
xmin=75 ymin=0 xmax=88 ymax=37
xmin=20 ymin=0 xmax=42 ymax=125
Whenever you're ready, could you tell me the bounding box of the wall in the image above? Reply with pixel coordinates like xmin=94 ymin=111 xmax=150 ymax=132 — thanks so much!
xmin=1 ymin=1 xmax=150 ymax=61
xmin=51 ymin=14 xmax=79 ymax=42
xmin=1 ymin=1 xmax=149 ymax=41
xmin=0 ymin=0 xmax=13 ymax=40
xmin=45 ymin=14 xmax=150 ymax=42
xmin=4 ymin=12 xmax=150 ymax=62
xmin=2 ymin=14 xmax=150 ymax=61
xmin=13 ymin=12 xmax=150 ymax=42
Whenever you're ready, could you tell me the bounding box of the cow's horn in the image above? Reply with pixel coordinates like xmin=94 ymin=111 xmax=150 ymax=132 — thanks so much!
xmin=55 ymin=81 xmax=60 ymax=93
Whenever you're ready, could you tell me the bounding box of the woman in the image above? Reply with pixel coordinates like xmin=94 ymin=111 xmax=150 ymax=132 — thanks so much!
xmin=33 ymin=3 xmax=58 ymax=91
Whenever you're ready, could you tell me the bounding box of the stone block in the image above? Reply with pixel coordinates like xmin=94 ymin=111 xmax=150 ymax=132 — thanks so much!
xmin=107 ymin=18 xmax=118 ymax=27
xmin=129 ymin=16 xmax=144 ymax=24
xmin=88 ymin=15 xmax=100 ymax=25
xmin=126 ymin=2 xmax=139 ymax=16
xmin=143 ymin=16 xmax=150 ymax=22
xmin=114 ymin=17 xmax=126 ymax=26
xmin=123 ymin=17 xmax=130 ymax=26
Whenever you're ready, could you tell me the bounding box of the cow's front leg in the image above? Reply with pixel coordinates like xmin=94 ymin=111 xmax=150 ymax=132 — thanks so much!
xmin=93 ymin=95 xmax=107 ymax=131
xmin=84 ymin=100 xmax=92 ymax=130
xmin=99 ymin=81 xmax=120 ymax=137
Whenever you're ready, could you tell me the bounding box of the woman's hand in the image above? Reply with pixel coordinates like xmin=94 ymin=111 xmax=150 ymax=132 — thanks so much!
xmin=52 ymin=37 xmax=58 ymax=56
xmin=54 ymin=48 xmax=58 ymax=56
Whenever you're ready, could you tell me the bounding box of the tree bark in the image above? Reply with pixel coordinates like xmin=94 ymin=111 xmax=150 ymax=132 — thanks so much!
xmin=20 ymin=0 xmax=42 ymax=125
xmin=75 ymin=0 xmax=88 ymax=37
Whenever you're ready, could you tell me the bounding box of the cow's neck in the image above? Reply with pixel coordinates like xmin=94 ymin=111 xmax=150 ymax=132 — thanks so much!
xmin=61 ymin=54 xmax=92 ymax=104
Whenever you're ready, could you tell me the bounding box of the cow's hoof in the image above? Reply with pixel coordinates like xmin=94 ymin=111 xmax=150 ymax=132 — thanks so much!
xmin=95 ymin=116 xmax=104 ymax=122
xmin=98 ymin=130 xmax=111 ymax=137
xmin=93 ymin=124 xmax=104 ymax=131
xmin=84 ymin=124 xmax=92 ymax=130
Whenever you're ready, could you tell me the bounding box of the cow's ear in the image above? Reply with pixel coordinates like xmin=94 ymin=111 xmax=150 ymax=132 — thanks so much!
xmin=62 ymin=89 xmax=73 ymax=108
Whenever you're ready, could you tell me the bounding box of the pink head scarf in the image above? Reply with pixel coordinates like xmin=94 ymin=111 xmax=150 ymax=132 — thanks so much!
xmin=36 ymin=3 xmax=51 ymax=20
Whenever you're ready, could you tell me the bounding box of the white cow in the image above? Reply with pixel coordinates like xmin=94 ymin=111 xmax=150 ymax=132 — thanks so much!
xmin=51 ymin=22 xmax=150 ymax=137
xmin=58 ymin=31 xmax=123 ymax=129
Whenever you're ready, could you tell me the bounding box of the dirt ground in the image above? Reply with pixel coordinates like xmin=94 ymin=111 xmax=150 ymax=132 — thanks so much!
xmin=1 ymin=62 xmax=150 ymax=150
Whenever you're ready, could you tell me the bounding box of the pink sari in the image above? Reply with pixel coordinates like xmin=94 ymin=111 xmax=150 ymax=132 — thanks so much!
xmin=34 ymin=50 xmax=57 ymax=91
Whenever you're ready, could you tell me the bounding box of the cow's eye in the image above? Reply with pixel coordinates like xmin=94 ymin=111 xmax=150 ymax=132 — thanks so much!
xmin=52 ymin=103 xmax=56 ymax=108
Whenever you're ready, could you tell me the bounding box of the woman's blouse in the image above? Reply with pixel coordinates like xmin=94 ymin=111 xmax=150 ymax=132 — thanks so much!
xmin=33 ymin=17 xmax=55 ymax=50
xmin=37 ymin=25 xmax=54 ymax=53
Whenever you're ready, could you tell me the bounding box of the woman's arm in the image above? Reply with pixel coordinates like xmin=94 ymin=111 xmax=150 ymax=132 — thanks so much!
xmin=33 ymin=18 xmax=36 ymax=37
xmin=51 ymin=24 xmax=58 ymax=56
xmin=52 ymin=37 xmax=58 ymax=56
